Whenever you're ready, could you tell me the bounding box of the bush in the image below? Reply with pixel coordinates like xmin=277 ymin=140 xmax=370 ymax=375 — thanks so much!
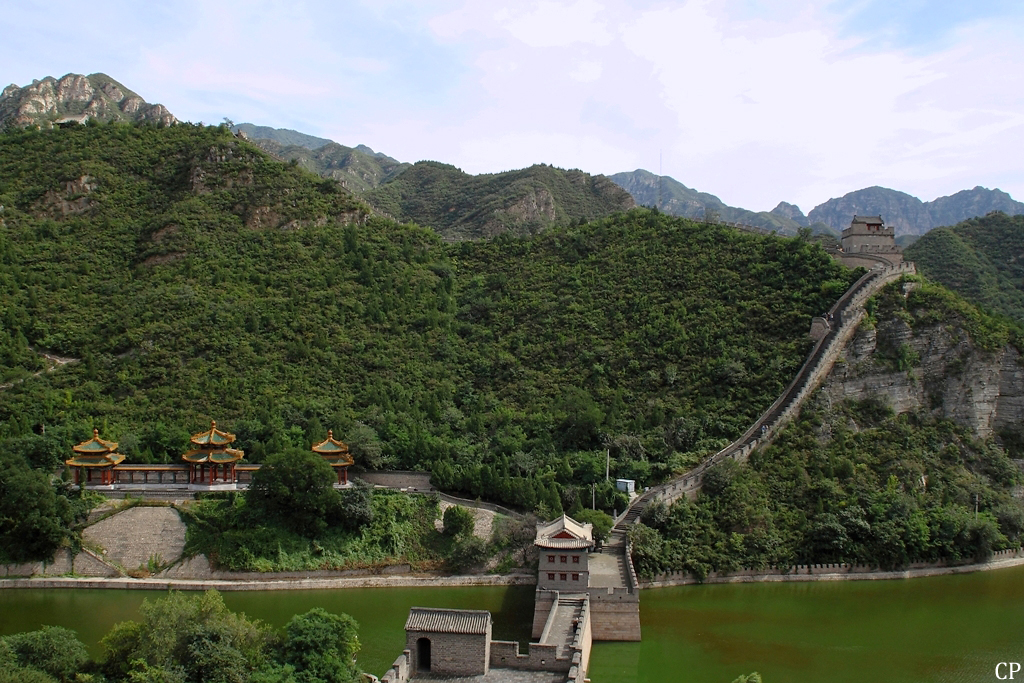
xmin=246 ymin=449 xmax=341 ymax=537
xmin=447 ymin=535 xmax=489 ymax=572
xmin=1 ymin=626 xmax=88 ymax=682
xmin=573 ymin=509 xmax=613 ymax=543
xmin=442 ymin=505 xmax=475 ymax=537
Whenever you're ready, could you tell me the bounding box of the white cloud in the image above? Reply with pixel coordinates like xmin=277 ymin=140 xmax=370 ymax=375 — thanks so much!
xmin=501 ymin=0 xmax=613 ymax=47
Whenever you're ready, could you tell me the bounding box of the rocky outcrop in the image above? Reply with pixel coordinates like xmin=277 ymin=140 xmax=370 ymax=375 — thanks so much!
xmin=821 ymin=290 xmax=1024 ymax=439
xmin=0 ymin=73 xmax=176 ymax=129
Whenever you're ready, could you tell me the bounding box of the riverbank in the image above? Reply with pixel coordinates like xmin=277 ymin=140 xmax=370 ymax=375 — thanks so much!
xmin=641 ymin=548 xmax=1024 ymax=587
xmin=0 ymin=571 xmax=537 ymax=592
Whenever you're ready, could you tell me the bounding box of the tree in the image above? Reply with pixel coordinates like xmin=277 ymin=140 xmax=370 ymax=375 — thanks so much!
xmin=281 ymin=608 xmax=361 ymax=683
xmin=346 ymin=423 xmax=383 ymax=470
xmin=246 ymin=449 xmax=341 ymax=537
xmin=100 ymin=591 xmax=275 ymax=682
xmin=442 ymin=505 xmax=475 ymax=537
xmin=574 ymin=509 xmax=613 ymax=544
xmin=0 ymin=453 xmax=72 ymax=563
xmin=1 ymin=626 xmax=88 ymax=682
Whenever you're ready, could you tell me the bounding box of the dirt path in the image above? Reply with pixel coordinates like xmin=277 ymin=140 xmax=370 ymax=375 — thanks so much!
xmin=0 ymin=347 xmax=80 ymax=391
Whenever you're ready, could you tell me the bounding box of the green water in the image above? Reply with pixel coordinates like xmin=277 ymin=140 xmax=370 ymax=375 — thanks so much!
xmin=4 ymin=568 xmax=1024 ymax=682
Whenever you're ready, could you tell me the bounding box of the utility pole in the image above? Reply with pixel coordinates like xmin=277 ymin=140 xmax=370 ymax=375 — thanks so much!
xmin=592 ymin=482 xmax=596 ymax=510
xmin=605 ymin=449 xmax=610 ymax=482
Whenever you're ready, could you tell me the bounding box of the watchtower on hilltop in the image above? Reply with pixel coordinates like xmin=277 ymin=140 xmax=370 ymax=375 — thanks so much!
xmin=837 ymin=215 xmax=903 ymax=268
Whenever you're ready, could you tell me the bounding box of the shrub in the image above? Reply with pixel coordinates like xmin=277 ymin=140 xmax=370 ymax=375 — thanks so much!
xmin=442 ymin=505 xmax=475 ymax=537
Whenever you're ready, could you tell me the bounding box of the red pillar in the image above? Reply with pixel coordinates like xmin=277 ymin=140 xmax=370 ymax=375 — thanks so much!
xmin=73 ymin=468 xmax=79 ymax=485
xmin=342 ymin=467 xmax=348 ymax=485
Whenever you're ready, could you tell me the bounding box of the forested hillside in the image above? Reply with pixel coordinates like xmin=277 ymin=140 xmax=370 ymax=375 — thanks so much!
xmin=365 ymin=161 xmax=635 ymax=240
xmin=905 ymin=212 xmax=1024 ymax=323
xmin=632 ymin=279 xmax=1024 ymax=574
xmin=0 ymin=121 xmax=857 ymax=516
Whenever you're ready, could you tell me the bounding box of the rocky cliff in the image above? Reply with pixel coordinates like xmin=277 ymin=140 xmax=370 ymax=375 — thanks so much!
xmin=820 ymin=280 xmax=1024 ymax=442
xmin=0 ymin=73 xmax=175 ymax=129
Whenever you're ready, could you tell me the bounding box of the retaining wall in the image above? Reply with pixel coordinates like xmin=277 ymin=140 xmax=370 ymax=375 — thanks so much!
xmin=641 ymin=549 xmax=1024 ymax=587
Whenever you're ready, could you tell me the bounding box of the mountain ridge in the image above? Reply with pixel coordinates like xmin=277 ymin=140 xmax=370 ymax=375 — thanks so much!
xmin=0 ymin=73 xmax=175 ymax=129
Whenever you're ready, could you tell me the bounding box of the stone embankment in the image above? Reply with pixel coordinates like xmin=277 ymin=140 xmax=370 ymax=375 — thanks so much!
xmin=641 ymin=548 xmax=1024 ymax=587
xmin=0 ymin=572 xmax=537 ymax=592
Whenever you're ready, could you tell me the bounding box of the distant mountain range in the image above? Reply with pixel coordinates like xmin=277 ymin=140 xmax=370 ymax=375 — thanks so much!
xmin=609 ymin=171 xmax=1024 ymax=238
xmin=808 ymin=186 xmax=1024 ymax=236
xmin=0 ymin=73 xmax=175 ymax=129
xmin=2 ymin=72 xmax=1018 ymax=241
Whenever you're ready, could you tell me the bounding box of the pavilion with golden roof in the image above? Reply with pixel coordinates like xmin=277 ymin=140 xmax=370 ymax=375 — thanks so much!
xmin=312 ymin=430 xmax=355 ymax=485
xmin=182 ymin=420 xmax=245 ymax=486
xmin=66 ymin=429 xmax=125 ymax=485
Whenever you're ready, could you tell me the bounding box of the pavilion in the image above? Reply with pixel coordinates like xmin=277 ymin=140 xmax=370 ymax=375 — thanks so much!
xmin=182 ymin=420 xmax=245 ymax=487
xmin=311 ymin=430 xmax=355 ymax=485
xmin=66 ymin=429 xmax=125 ymax=486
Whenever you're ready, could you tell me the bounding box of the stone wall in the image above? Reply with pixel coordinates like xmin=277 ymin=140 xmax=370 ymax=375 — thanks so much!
xmin=405 ymin=629 xmax=491 ymax=677
xmin=587 ymin=587 xmax=641 ymax=642
xmin=489 ymin=641 xmax=567 ymax=672
xmin=356 ymin=471 xmax=433 ymax=490
xmin=531 ymin=589 xmax=557 ymax=639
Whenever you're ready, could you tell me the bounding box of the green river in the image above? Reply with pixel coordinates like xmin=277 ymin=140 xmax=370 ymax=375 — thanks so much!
xmin=3 ymin=567 xmax=1024 ymax=682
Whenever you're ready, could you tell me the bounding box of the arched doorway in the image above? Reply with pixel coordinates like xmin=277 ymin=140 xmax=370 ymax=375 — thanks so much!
xmin=417 ymin=637 xmax=431 ymax=672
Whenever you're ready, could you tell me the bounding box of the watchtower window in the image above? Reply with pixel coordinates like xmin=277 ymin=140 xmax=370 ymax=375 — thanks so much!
xmin=548 ymin=555 xmax=555 ymax=563
xmin=560 ymin=555 xmax=567 ymax=563
xmin=572 ymin=556 xmax=579 ymax=564
xmin=560 ymin=573 xmax=567 ymax=581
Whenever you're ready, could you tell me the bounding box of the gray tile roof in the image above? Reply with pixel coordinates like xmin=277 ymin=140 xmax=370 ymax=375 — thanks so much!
xmin=405 ymin=607 xmax=491 ymax=635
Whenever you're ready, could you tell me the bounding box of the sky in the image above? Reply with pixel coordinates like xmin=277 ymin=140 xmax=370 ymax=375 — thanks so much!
xmin=2 ymin=0 xmax=1023 ymax=212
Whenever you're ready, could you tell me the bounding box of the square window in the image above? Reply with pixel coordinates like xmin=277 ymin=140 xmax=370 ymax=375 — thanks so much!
xmin=572 ymin=556 xmax=579 ymax=564
xmin=572 ymin=573 xmax=579 ymax=581
xmin=548 ymin=573 xmax=555 ymax=580
xmin=548 ymin=555 xmax=555 ymax=563
xmin=560 ymin=574 xmax=567 ymax=581
xmin=560 ymin=555 xmax=567 ymax=563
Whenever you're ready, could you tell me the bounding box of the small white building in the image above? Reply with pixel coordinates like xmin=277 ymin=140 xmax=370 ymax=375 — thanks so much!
xmin=535 ymin=514 xmax=595 ymax=591
xmin=615 ymin=479 xmax=635 ymax=494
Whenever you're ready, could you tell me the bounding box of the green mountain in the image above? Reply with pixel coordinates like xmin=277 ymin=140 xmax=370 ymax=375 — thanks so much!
xmin=232 ymin=123 xmax=332 ymax=149
xmin=0 ymin=122 xmax=853 ymax=494
xmin=250 ymin=138 xmax=410 ymax=195
xmin=809 ymin=186 xmax=1024 ymax=236
xmin=609 ymin=169 xmax=815 ymax=235
xmin=366 ymin=161 xmax=636 ymax=240
xmin=0 ymin=73 xmax=175 ymax=130
xmin=904 ymin=212 xmax=1024 ymax=323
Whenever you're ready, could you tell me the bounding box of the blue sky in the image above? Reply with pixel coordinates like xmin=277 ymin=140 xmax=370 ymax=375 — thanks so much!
xmin=2 ymin=0 xmax=1022 ymax=212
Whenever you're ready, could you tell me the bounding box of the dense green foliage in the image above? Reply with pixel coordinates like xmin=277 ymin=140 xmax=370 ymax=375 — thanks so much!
xmin=246 ymin=450 xmax=358 ymax=537
xmin=633 ymin=398 xmax=1022 ymax=577
xmin=0 ymin=591 xmax=366 ymax=683
xmin=100 ymin=591 xmax=360 ymax=683
xmin=365 ymin=161 xmax=635 ymax=240
xmin=183 ymin=488 xmax=443 ymax=572
xmin=0 ymin=122 xmax=858 ymax=533
xmin=905 ymin=212 xmax=1024 ymax=324
xmin=0 ymin=451 xmax=95 ymax=563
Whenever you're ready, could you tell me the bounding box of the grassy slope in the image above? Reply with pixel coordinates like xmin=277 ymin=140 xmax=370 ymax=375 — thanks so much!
xmin=905 ymin=212 xmax=1024 ymax=324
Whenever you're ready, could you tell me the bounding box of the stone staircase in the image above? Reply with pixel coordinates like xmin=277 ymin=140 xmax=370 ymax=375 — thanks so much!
xmin=541 ymin=595 xmax=587 ymax=658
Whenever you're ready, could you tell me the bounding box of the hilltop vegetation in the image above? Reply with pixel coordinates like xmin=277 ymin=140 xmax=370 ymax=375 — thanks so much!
xmin=0 ymin=122 xmax=856 ymax=519
xmin=249 ymin=137 xmax=410 ymax=194
xmin=905 ymin=212 xmax=1024 ymax=324
xmin=365 ymin=161 xmax=635 ymax=240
